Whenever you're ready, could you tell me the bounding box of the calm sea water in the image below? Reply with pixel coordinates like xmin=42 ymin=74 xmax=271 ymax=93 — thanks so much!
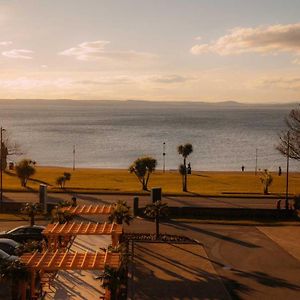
xmin=0 ymin=100 xmax=298 ymax=171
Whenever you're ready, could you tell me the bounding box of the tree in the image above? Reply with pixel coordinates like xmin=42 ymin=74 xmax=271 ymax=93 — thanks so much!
xmin=56 ymin=172 xmax=72 ymax=189
xmin=0 ymin=258 xmax=30 ymax=300
xmin=56 ymin=176 xmax=65 ymax=188
xmin=108 ymin=200 xmax=133 ymax=225
xmin=129 ymin=156 xmax=157 ymax=190
xmin=277 ymin=107 xmax=300 ymax=160
xmin=51 ymin=206 xmax=74 ymax=224
xmin=20 ymin=202 xmax=41 ymax=226
xmin=98 ymin=266 xmax=122 ymax=300
xmin=144 ymin=200 xmax=168 ymax=239
xmin=177 ymin=143 xmax=193 ymax=191
xmin=1 ymin=131 xmax=22 ymax=171
xmin=15 ymin=159 xmax=36 ymax=187
xmin=260 ymin=169 xmax=273 ymax=195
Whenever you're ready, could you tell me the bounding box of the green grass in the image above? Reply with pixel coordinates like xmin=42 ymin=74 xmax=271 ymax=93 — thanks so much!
xmin=3 ymin=166 xmax=300 ymax=196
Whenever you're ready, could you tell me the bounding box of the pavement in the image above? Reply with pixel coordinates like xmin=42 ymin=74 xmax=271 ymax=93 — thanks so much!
xmin=1 ymin=218 xmax=300 ymax=299
xmin=3 ymin=192 xmax=279 ymax=209
xmin=125 ymin=219 xmax=300 ymax=300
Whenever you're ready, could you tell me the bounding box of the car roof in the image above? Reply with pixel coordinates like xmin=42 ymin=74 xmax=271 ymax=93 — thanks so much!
xmin=6 ymin=225 xmax=45 ymax=233
xmin=0 ymin=249 xmax=10 ymax=258
xmin=0 ymin=238 xmax=20 ymax=247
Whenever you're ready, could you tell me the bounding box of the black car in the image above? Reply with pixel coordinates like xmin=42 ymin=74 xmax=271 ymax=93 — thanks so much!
xmin=0 ymin=225 xmax=45 ymax=243
xmin=0 ymin=238 xmax=21 ymax=255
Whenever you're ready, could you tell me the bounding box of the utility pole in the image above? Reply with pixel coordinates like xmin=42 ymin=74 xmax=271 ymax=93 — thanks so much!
xmin=73 ymin=145 xmax=76 ymax=171
xmin=0 ymin=127 xmax=5 ymax=210
xmin=163 ymin=142 xmax=166 ymax=173
xmin=285 ymin=131 xmax=290 ymax=210
xmin=255 ymin=148 xmax=258 ymax=175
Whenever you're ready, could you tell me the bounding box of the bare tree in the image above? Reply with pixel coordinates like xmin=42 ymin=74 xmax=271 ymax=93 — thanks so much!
xmin=277 ymin=107 xmax=300 ymax=160
xmin=1 ymin=131 xmax=22 ymax=171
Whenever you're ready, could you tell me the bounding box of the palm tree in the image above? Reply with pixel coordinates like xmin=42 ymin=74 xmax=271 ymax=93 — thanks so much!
xmin=144 ymin=200 xmax=168 ymax=239
xmin=98 ymin=266 xmax=122 ymax=300
xmin=15 ymin=159 xmax=36 ymax=187
xmin=177 ymin=143 xmax=193 ymax=191
xmin=51 ymin=206 xmax=74 ymax=224
xmin=129 ymin=156 xmax=157 ymax=190
xmin=108 ymin=200 xmax=133 ymax=225
xmin=0 ymin=258 xmax=31 ymax=300
xmin=20 ymin=202 xmax=41 ymax=226
xmin=260 ymin=169 xmax=273 ymax=194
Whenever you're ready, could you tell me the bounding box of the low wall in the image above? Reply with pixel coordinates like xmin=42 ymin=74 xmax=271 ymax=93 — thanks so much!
xmin=139 ymin=206 xmax=297 ymax=220
xmin=0 ymin=202 xmax=56 ymax=213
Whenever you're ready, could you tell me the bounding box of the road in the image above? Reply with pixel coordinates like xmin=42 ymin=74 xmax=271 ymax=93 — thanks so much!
xmin=3 ymin=192 xmax=279 ymax=209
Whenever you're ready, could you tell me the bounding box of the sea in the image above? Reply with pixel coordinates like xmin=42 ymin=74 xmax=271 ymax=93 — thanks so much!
xmin=0 ymin=100 xmax=299 ymax=172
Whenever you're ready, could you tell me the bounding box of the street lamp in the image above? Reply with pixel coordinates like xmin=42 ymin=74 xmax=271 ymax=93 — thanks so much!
xmin=0 ymin=127 xmax=6 ymax=209
xmin=285 ymin=131 xmax=290 ymax=210
xmin=163 ymin=142 xmax=166 ymax=173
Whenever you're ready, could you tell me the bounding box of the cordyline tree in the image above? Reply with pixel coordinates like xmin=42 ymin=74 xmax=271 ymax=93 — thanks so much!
xmin=277 ymin=106 xmax=300 ymax=160
xmin=1 ymin=131 xmax=22 ymax=171
xmin=108 ymin=200 xmax=133 ymax=225
xmin=56 ymin=172 xmax=72 ymax=188
xmin=144 ymin=200 xmax=168 ymax=239
xmin=20 ymin=202 xmax=41 ymax=226
xmin=129 ymin=156 xmax=157 ymax=191
xmin=177 ymin=143 xmax=193 ymax=192
xmin=15 ymin=159 xmax=36 ymax=187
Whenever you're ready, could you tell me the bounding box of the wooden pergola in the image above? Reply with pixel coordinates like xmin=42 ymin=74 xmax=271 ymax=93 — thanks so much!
xmin=43 ymin=222 xmax=123 ymax=250
xmin=60 ymin=204 xmax=113 ymax=215
xmin=21 ymin=250 xmax=120 ymax=270
xmin=20 ymin=250 xmax=120 ymax=300
xmin=43 ymin=222 xmax=122 ymax=236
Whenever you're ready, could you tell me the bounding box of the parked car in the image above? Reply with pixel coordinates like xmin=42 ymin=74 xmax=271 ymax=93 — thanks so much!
xmin=0 ymin=249 xmax=18 ymax=262
xmin=0 ymin=225 xmax=45 ymax=243
xmin=0 ymin=238 xmax=21 ymax=256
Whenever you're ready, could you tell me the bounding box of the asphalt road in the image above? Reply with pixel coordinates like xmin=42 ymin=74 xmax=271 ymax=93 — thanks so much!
xmin=3 ymin=192 xmax=279 ymax=209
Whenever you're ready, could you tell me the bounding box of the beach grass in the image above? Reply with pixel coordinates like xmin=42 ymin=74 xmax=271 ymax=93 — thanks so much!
xmin=2 ymin=166 xmax=300 ymax=196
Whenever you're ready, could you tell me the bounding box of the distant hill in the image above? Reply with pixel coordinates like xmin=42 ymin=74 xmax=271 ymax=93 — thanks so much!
xmin=0 ymin=98 xmax=298 ymax=109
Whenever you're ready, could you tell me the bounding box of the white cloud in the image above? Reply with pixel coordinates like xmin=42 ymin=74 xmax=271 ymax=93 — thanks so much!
xmin=292 ymin=58 xmax=300 ymax=65
xmin=0 ymin=41 xmax=12 ymax=46
xmin=0 ymin=77 xmax=71 ymax=89
xmin=150 ymin=74 xmax=192 ymax=84
xmin=191 ymin=23 xmax=300 ymax=57
xmin=2 ymin=49 xmax=34 ymax=59
xmin=59 ymin=40 xmax=156 ymax=62
xmin=256 ymin=77 xmax=300 ymax=91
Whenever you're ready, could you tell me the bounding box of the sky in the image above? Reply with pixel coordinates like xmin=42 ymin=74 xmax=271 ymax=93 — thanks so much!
xmin=0 ymin=0 xmax=300 ymax=103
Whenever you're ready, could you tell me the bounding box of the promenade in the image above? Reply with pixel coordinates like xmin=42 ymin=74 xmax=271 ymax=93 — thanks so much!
xmin=3 ymin=192 xmax=279 ymax=209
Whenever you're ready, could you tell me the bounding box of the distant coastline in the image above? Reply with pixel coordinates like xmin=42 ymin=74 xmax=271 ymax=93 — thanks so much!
xmin=0 ymin=98 xmax=299 ymax=109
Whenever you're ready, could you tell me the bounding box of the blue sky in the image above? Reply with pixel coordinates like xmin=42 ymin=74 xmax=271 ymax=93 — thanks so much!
xmin=0 ymin=0 xmax=300 ymax=102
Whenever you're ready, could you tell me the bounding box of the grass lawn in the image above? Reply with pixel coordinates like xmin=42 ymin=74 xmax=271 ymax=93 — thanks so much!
xmin=3 ymin=166 xmax=300 ymax=196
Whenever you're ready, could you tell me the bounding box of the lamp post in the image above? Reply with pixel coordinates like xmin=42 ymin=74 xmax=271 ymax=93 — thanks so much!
xmin=163 ymin=142 xmax=166 ymax=173
xmin=73 ymin=145 xmax=76 ymax=171
xmin=255 ymin=148 xmax=258 ymax=175
xmin=0 ymin=127 xmax=6 ymax=209
xmin=285 ymin=131 xmax=290 ymax=210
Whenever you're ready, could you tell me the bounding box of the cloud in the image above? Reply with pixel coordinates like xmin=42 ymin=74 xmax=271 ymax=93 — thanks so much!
xmin=191 ymin=23 xmax=300 ymax=56
xmin=75 ymin=77 xmax=134 ymax=85
xmin=0 ymin=41 xmax=12 ymax=46
xmin=2 ymin=49 xmax=34 ymax=59
xmin=257 ymin=77 xmax=300 ymax=91
xmin=292 ymin=58 xmax=300 ymax=65
xmin=150 ymin=74 xmax=191 ymax=84
xmin=59 ymin=40 xmax=156 ymax=62
xmin=0 ymin=77 xmax=71 ymax=89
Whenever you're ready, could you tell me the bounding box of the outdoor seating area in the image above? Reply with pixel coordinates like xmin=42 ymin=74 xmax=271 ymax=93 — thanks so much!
xmin=17 ymin=204 xmax=122 ymax=300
